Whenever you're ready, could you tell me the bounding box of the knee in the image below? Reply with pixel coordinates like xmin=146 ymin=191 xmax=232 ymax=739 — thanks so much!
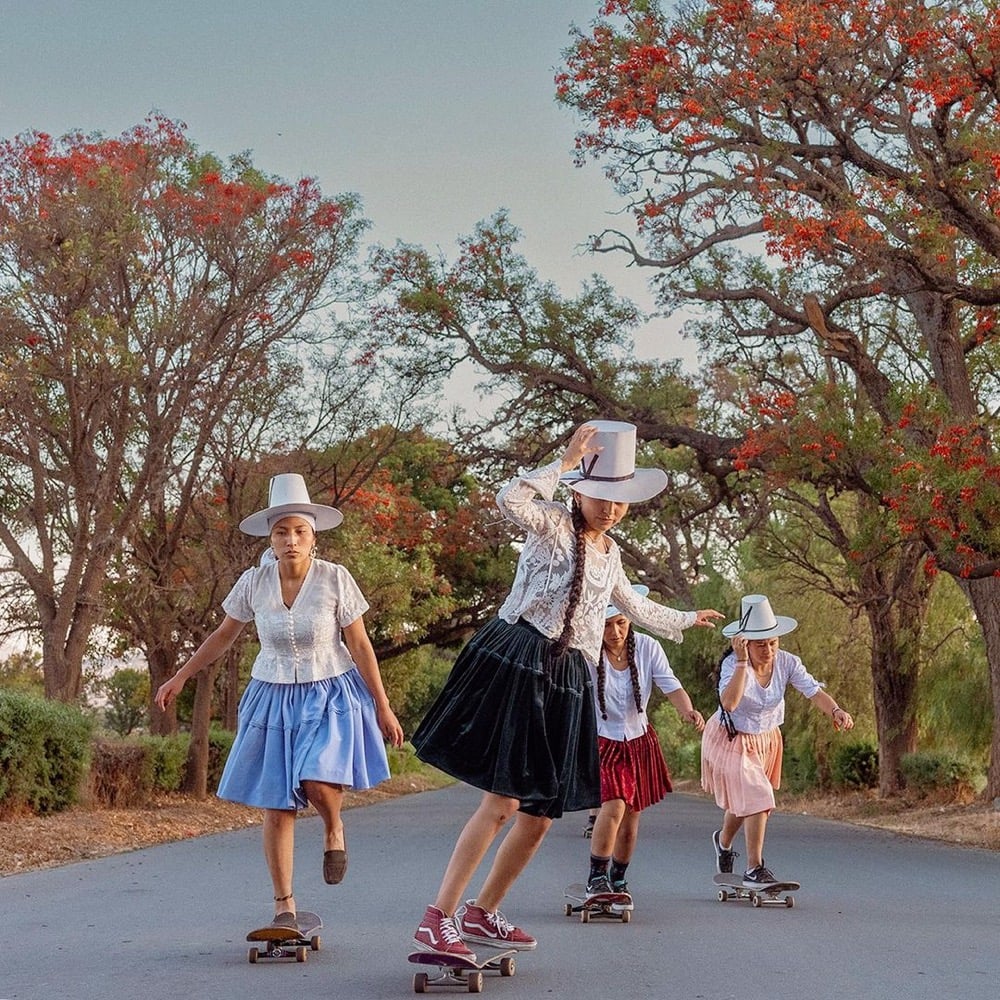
xmin=515 ymin=812 xmax=552 ymax=846
xmin=478 ymin=794 xmax=520 ymax=828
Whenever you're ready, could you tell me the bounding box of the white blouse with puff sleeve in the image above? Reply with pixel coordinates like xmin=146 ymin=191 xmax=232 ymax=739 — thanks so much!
xmin=222 ymin=559 xmax=369 ymax=684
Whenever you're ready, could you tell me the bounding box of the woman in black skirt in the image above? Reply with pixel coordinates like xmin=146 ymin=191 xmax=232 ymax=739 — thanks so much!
xmin=411 ymin=421 xmax=722 ymax=958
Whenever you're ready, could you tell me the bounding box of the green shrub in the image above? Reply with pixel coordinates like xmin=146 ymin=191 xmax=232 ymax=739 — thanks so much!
xmin=831 ymin=740 xmax=880 ymax=790
xmin=782 ymin=741 xmax=819 ymax=793
xmin=138 ymin=733 xmax=190 ymax=791
xmin=0 ymin=688 xmax=93 ymax=816
xmin=650 ymin=702 xmax=702 ymax=781
xmin=901 ymin=750 xmax=977 ymax=798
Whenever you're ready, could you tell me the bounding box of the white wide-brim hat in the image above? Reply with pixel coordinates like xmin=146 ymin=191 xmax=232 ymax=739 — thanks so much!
xmin=239 ymin=473 xmax=343 ymax=536
xmin=606 ymin=584 xmax=650 ymax=619
xmin=561 ymin=420 xmax=668 ymax=503
xmin=722 ymin=594 xmax=797 ymax=639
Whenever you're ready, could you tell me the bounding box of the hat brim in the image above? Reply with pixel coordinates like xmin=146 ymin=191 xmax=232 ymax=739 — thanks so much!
xmin=565 ymin=468 xmax=668 ymax=504
xmin=239 ymin=502 xmax=343 ymax=537
xmin=721 ymin=616 xmax=798 ymax=639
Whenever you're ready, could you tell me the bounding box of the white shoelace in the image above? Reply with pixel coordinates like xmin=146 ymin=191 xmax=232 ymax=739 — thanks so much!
xmin=488 ymin=909 xmax=514 ymax=938
xmin=441 ymin=916 xmax=464 ymax=945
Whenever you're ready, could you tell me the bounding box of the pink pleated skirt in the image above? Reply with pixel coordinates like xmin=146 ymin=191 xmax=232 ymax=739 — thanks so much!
xmin=598 ymin=726 xmax=672 ymax=812
xmin=700 ymin=710 xmax=782 ymax=817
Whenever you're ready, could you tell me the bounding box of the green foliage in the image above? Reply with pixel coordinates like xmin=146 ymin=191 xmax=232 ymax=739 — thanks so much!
xmin=0 ymin=689 xmax=93 ymax=815
xmin=782 ymin=743 xmax=819 ymax=794
xmin=649 ymin=702 xmax=702 ymax=781
xmin=137 ymin=733 xmax=190 ymax=791
xmin=900 ymin=751 xmax=978 ymax=798
xmin=101 ymin=667 xmax=150 ymax=736
xmin=380 ymin=646 xmax=455 ymax=737
xmin=831 ymin=741 xmax=880 ymax=790
xmin=0 ymin=649 xmax=45 ymax=696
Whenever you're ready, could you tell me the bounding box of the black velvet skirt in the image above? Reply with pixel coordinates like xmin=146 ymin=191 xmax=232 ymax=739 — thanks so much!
xmin=412 ymin=617 xmax=601 ymax=818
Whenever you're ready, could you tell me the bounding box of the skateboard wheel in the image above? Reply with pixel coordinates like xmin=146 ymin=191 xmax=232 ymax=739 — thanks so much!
xmin=310 ymin=934 xmax=321 ymax=951
xmin=621 ymin=909 xmax=631 ymax=924
xmin=717 ymin=890 xmax=728 ymax=902
xmin=564 ymin=903 xmax=573 ymax=917
xmin=467 ymin=970 xmax=484 ymax=993
xmin=296 ymin=945 xmax=308 ymax=962
xmin=499 ymin=956 xmax=516 ymax=977
xmin=785 ymin=896 xmax=795 ymax=908
xmin=581 ymin=908 xmax=591 ymax=923
xmin=750 ymin=893 xmax=762 ymax=908
xmin=413 ymin=972 xmax=429 ymax=993
xmin=248 ymin=947 xmax=259 ymax=964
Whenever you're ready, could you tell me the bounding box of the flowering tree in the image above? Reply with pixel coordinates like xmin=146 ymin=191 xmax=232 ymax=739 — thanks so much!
xmin=559 ymin=0 xmax=1000 ymax=796
xmin=0 ymin=115 xmax=367 ymax=703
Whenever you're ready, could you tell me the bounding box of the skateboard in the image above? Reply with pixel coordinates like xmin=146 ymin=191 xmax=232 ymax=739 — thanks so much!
xmin=713 ymin=873 xmax=799 ymax=908
xmin=563 ymin=883 xmax=633 ymax=923
xmin=246 ymin=910 xmax=323 ymax=962
xmin=407 ymin=948 xmax=517 ymax=993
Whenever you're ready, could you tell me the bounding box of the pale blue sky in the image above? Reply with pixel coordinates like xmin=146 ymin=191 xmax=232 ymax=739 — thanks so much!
xmin=0 ymin=0 xmax=690 ymax=366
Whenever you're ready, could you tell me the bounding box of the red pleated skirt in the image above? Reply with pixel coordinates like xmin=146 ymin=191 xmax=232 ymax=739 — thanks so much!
xmin=598 ymin=726 xmax=672 ymax=812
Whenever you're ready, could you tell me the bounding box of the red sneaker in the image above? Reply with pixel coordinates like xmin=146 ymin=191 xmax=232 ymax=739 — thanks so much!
xmin=457 ymin=900 xmax=537 ymax=951
xmin=413 ymin=905 xmax=477 ymax=959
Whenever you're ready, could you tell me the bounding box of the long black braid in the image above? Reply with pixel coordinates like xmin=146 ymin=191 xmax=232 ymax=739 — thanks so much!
xmin=550 ymin=496 xmax=588 ymax=663
xmin=597 ymin=622 xmax=644 ymax=720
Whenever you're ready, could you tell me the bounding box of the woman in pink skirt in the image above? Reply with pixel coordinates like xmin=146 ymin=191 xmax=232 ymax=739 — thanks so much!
xmin=701 ymin=594 xmax=854 ymax=886
xmin=584 ymin=585 xmax=705 ymax=900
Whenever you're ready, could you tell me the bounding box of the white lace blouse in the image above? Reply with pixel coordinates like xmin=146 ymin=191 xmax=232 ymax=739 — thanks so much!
xmin=592 ymin=632 xmax=683 ymax=741
xmin=222 ymin=559 xmax=370 ymax=683
xmin=495 ymin=460 xmax=695 ymax=666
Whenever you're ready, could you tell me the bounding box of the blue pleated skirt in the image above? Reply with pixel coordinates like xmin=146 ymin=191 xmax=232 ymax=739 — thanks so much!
xmin=217 ymin=670 xmax=391 ymax=810
xmin=412 ymin=617 xmax=600 ymax=819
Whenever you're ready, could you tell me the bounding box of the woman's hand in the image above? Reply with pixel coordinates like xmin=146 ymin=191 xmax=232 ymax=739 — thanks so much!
xmin=683 ymin=708 xmax=706 ymax=732
xmin=559 ymin=424 xmax=600 ymax=474
xmin=378 ymin=705 xmax=405 ymax=748
xmin=731 ymin=635 xmax=749 ymax=659
xmin=831 ymin=707 xmax=854 ymax=732
xmin=155 ymin=674 xmax=186 ymax=711
xmin=693 ymin=608 xmax=724 ymax=628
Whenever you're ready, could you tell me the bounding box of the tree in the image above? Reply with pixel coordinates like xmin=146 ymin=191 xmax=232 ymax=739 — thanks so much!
xmin=558 ymin=0 xmax=1000 ymax=797
xmin=0 ymin=115 xmax=367 ymax=704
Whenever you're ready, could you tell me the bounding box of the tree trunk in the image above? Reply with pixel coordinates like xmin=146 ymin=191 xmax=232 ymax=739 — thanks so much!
xmin=147 ymin=644 xmax=179 ymax=736
xmin=960 ymin=577 xmax=1000 ymax=801
xmin=181 ymin=663 xmax=218 ymax=799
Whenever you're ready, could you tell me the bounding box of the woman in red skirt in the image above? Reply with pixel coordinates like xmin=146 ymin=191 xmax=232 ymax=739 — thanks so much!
xmin=584 ymin=585 xmax=705 ymax=900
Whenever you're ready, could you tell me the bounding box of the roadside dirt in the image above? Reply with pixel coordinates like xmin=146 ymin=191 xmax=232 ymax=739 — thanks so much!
xmin=1 ymin=777 xmax=996 ymax=878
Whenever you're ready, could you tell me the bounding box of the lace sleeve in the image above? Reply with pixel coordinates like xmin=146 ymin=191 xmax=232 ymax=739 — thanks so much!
xmin=495 ymin=459 xmax=567 ymax=537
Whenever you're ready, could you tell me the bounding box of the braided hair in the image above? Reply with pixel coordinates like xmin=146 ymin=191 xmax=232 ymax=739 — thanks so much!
xmin=550 ymin=496 xmax=588 ymax=663
xmin=597 ymin=621 xmax=644 ymax=721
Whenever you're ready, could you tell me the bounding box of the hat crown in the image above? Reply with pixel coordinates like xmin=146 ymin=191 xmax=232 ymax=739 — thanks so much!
xmin=578 ymin=421 xmax=639 ymax=483
xmin=738 ymin=594 xmax=778 ymax=633
xmin=268 ymin=473 xmax=313 ymax=508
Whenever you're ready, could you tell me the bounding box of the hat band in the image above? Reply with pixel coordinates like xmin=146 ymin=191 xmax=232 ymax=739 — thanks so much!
xmin=579 ymin=456 xmax=635 ymax=483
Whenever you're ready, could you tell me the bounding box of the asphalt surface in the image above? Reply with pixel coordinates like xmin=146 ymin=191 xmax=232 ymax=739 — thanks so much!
xmin=2 ymin=783 xmax=997 ymax=1000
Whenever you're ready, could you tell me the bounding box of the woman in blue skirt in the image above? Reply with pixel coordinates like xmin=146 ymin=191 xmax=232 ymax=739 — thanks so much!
xmin=411 ymin=421 xmax=722 ymax=959
xmin=155 ymin=473 xmax=403 ymax=927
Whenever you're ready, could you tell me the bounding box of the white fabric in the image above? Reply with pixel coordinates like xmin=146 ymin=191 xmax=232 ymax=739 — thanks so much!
xmin=222 ymin=559 xmax=370 ymax=683
xmin=592 ymin=632 xmax=682 ymax=740
xmin=495 ymin=459 xmax=695 ymax=666
xmin=718 ymin=648 xmax=823 ymax=733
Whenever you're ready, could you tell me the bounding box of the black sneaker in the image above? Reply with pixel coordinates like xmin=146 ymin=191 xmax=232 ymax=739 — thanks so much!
xmin=611 ymin=878 xmax=630 ymax=896
xmin=586 ymin=873 xmax=613 ymax=896
xmin=712 ymin=830 xmax=738 ymax=875
xmin=742 ymin=864 xmax=778 ymax=887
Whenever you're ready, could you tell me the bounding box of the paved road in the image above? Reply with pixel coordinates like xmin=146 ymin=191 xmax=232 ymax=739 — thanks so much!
xmin=2 ymin=783 xmax=997 ymax=1000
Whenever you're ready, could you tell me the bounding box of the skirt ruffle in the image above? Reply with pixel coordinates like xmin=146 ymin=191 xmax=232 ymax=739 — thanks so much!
xmin=700 ymin=710 xmax=782 ymax=817
xmin=598 ymin=727 xmax=672 ymax=812
xmin=412 ymin=617 xmax=600 ymax=818
xmin=217 ymin=671 xmax=391 ymax=810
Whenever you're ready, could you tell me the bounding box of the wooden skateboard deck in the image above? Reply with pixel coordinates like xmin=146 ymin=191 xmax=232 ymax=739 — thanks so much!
xmin=713 ymin=873 xmax=799 ymax=907
xmin=563 ymin=883 xmax=633 ymax=923
xmin=246 ymin=911 xmax=323 ymax=962
xmin=407 ymin=948 xmax=517 ymax=993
